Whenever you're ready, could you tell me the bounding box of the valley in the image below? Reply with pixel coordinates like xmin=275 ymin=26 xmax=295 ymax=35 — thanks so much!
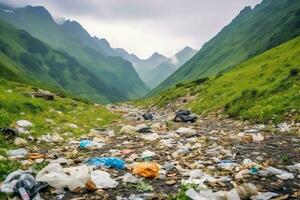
xmin=0 ymin=0 xmax=299 ymax=199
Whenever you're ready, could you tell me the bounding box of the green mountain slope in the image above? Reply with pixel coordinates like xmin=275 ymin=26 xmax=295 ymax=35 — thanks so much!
xmin=0 ymin=19 xmax=131 ymax=103
xmin=144 ymin=36 xmax=300 ymax=122
xmin=150 ymin=0 xmax=300 ymax=95
xmin=147 ymin=47 xmax=197 ymax=89
xmin=0 ymin=5 xmax=149 ymax=101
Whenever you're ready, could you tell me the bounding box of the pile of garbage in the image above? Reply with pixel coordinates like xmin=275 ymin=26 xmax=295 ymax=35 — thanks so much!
xmin=1 ymin=106 xmax=300 ymax=199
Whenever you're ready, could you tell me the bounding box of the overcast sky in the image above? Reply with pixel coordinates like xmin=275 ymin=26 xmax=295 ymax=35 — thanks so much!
xmin=1 ymin=0 xmax=262 ymax=58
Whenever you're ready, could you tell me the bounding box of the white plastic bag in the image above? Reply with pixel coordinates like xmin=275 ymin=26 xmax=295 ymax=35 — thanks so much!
xmin=91 ymin=170 xmax=118 ymax=189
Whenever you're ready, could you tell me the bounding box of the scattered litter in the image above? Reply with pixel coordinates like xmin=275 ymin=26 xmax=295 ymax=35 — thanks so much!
xmin=142 ymin=113 xmax=154 ymax=120
xmin=132 ymin=162 xmax=160 ymax=179
xmin=87 ymin=157 xmax=125 ymax=170
xmin=79 ymin=140 xmax=105 ymax=148
xmin=174 ymin=110 xmax=197 ymax=123
xmin=0 ymin=128 xmax=18 ymax=140
xmin=90 ymin=170 xmax=118 ymax=189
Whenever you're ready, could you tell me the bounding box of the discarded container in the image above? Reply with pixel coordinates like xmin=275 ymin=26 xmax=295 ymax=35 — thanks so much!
xmin=90 ymin=170 xmax=118 ymax=189
xmin=87 ymin=157 xmax=125 ymax=170
xmin=132 ymin=162 xmax=160 ymax=179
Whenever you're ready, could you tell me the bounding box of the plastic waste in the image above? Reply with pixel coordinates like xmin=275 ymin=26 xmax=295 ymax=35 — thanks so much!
xmin=122 ymin=173 xmax=139 ymax=184
xmin=137 ymin=127 xmax=152 ymax=133
xmin=14 ymin=174 xmax=48 ymax=200
xmin=132 ymin=162 xmax=160 ymax=179
xmin=87 ymin=157 xmax=125 ymax=170
xmin=142 ymin=113 xmax=154 ymax=120
xmin=1 ymin=169 xmax=33 ymax=194
xmin=236 ymin=183 xmax=258 ymax=199
xmin=36 ymin=163 xmax=90 ymax=192
xmin=79 ymin=140 xmax=105 ymax=148
xmin=90 ymin=170 xmax=118 ymax=189
xmin=0 ymin=128 xmax=18 ymax=140
xmin=141 ymin=133 xmax=159 ymax=141
xmin=141 ymin=150 xmax=156 ymax=160
xmin=7 ymin=148 xmax=28 ymax=157
xmin=162 ymin=162 xmax=175 ymax=171
xmin=217 ymin=161 xmax=238 ymax=170
xmin=176 ymin=127 xmax=196 ymax=134
xmin=251 ymin=192 xmax=279 ymax=200
xmin=252 ymin=133 xmax=264 ymax=142
xmin=266 ymin=166 xmax=294 ymax=180
xmin=174 ymin=110 xmax=197 ymax=123
xmin=184 ymin=169 xmax=204 ymax=178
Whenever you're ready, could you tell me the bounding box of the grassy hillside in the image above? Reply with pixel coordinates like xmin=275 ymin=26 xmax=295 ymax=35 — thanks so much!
xmin=0 ymin=5 xmax=149 ymax=102
xmin=0 ymin=19 xmax=140 ymax=103
xmin=150 ymin=0 xmax=300 ymax=95
xmin=142 ymin=36 xmax=300 ymax=123
xmin=0 ymin=77 xmax=119 ymax=179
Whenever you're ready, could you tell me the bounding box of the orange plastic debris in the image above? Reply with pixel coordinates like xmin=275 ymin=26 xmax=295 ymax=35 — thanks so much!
xmin=132 ymin=162 xmax=160 ymax=179
xmin=29 ymin=153 xmax=45 ymax=160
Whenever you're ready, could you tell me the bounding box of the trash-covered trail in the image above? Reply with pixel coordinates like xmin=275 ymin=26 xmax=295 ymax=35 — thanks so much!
xmin=1 ymin=104 xmax=300 ymax=200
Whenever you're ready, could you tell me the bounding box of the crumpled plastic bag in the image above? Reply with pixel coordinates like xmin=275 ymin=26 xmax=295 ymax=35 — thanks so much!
xmin=1 ymin=169 xmax=33 ymax=193
xmin=132 ymin=162 xmax=160 ymax=179
xmin=90 ymin=170 xmax=118 ymax=189
xmin=36 ymin=163 xmax=90 ymax=192
xmin=87 ymin=157 xmax=125 ymax=170
xmin=79 ymin=140 xmax=105 ymax=148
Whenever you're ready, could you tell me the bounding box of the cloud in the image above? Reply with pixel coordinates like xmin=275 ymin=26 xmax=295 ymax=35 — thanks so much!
xmin=0 ymin=0 xmax=262 ymax=58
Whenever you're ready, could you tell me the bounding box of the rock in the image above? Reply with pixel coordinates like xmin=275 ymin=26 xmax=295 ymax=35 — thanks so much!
xmin=7 ymin=148 xmax=28 ymax=158
xmin=277 ymin=123 xmax=290 ymax=132
xmin=120 ymin=125 xmax=137 ymax=133
xmin=13 ymin=137 xmax=28 ymax=147
xmin=16 ymin=120 xmax=33 ymax=133
xmin=32 ymin=89 xmax=55 ymax=100
xmin=16 ymin=120 xmax=33 ymax=128
xmin=176 ymin=127 xmax=196 ymax=134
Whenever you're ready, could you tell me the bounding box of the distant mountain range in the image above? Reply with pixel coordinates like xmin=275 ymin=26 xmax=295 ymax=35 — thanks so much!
xmin=0 ymin=4 xmax=149 ymax=103
xmin=150 ymin=0 xmax=300 ymax=95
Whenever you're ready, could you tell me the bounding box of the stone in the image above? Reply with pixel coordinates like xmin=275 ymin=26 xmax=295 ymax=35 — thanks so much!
xmin=13 ymin=137 xmax=28 ymax=147
xmin=176 ymin=127 xmax=196 ymax=134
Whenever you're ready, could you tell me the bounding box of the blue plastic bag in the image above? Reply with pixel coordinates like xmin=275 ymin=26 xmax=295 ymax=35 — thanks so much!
xmin=79 ymin=140 xmax=93 ymax=148
xmin=87 ymin=157 xmax=125 ymax=170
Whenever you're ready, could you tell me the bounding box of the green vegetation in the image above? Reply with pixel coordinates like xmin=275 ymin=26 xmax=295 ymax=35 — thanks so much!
xmin=169 ymin=184 xmax=198 ymax=200
xmin=142 ymin=36 xmax=300 ymax=123
xmin=150 ymin=0 xmax=300 ymax=95
xmin=0 ymin=77 xmax=119 ymax=180
xmin=0 ymin=5 xmax=149 ymax=102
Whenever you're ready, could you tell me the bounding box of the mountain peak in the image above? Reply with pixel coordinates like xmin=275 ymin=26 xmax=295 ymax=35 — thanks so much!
xmin=24 ymin=5 xmax=51 ymax=17
xmin=149 ymin=52 xmax=166 ymax=60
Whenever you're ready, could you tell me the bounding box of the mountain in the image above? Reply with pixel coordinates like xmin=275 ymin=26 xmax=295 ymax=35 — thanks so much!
xmin=112 ymin=50 xmax=168 ymax=86
xmin=0 ymin=4 xmax=149 ymax=102
xmin=0 ymin=19 xmax=134 ymax=103
xmin=147 ymin=47 xmax=197 ymax=89
xmin=144 ymin=36 xmax=300 ymax=122
xmin=150 ymin=0 xmax=300 ymax=95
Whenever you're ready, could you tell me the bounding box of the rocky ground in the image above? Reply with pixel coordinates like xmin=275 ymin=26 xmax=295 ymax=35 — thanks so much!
xmin=1 ymin=104 xmax=300 ymax=200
